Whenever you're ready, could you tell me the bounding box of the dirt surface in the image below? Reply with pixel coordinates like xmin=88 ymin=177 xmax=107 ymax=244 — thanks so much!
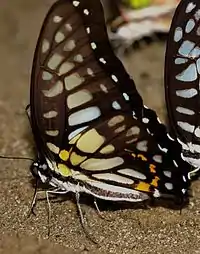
xmin=0 ymin=1 xmax=200 ymax=254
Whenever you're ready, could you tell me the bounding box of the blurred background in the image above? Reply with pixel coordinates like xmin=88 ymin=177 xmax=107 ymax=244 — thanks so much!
xmin=0 ymin=0 xmax=199 ymax=254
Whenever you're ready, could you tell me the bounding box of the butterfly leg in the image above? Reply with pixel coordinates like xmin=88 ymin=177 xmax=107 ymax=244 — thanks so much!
xmin=45 ymin=189 xmax=69 ymax=237
xmin=93 ymin=198 xmax=111 ymax=221
xmin=45 ymin=190 xmax=52 ymax=237
xmin=25 ymin=104 xmax=31 ymax=122
xmin=27 ymin=179 xmax=39 ymax=217
xmin=75 ymin=191 xmax=97 ymax=244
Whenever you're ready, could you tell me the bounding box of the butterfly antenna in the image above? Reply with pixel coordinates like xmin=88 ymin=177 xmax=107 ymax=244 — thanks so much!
xmin=0 ymin=155 xmax=34 ymax=162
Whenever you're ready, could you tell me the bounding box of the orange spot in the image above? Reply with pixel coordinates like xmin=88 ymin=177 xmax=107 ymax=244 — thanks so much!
xmin=151 ymin=176 xmax=160 ymax=187
xmin=137 ymin=154 xmax=147 ymax=161
xmin=134 ymin=182 xmax=150 ymax=192
xmin=150 ymin=164 xmax=156 ymax=173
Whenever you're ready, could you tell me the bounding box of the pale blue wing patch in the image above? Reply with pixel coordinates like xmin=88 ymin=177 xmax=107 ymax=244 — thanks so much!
xmin=178 ymin=40 xmax=195 ymax=57
xmin=174 ymin=27 xmax=183 ymax=42
xmin=175 ymin=63 xmax=197 ymax=81
xmin=185 ymin=19 xmax=195 ymax=33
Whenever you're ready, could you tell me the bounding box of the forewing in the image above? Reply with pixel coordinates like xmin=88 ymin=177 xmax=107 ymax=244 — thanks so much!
xmin=30 ymin=0 xmax=143 ymax=162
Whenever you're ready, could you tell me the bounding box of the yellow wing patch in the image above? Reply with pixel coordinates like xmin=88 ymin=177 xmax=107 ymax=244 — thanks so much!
xmin=134 ymin=182 xmax=150 ymax=192
xmin=137 ymin=154 xmax=147 ymax=161
xmin=151 ymin=176 xmax=160 ymax=187
xmin=57 ymin=163 xmax=72 ymax=177
xmin=77 ymin=128 xmax=105 ymax=153
xmin=150 ymin=164 xmax=156 ymax=173
xmin=70 ymin=152 xmax=87 ymax=166
xmin=59 ymin=150 xmax=70 ymax=161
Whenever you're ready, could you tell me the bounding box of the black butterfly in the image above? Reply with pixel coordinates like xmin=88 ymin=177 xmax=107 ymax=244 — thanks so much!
xmin=165 ymin=0 xmax=200 ymax=177
xmin=29 ymin=0 xmax=190 ymax=208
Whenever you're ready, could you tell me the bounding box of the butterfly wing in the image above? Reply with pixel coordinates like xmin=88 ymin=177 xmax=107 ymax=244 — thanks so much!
xmin=30 ymin=0 xmax=143 ymax=161
xmin=165 ymin=0 xmax=200 ymax=170
xmin=30 ymin=0 xmax=190 ymax=201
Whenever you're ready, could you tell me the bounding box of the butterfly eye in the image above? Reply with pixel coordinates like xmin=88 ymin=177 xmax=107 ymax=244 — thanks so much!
xmin=30 ymin=162 xmax=39 ymax=177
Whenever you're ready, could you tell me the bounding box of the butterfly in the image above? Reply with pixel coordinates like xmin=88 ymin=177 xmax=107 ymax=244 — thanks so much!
xmin=165 ymin=0 xmax=200 ymax=177
xmin=29 ymin=0 xmax=191 ymax=210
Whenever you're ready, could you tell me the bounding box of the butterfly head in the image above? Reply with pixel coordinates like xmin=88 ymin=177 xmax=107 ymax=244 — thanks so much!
xmin=30 ymin=161 xmax=48 ymax=178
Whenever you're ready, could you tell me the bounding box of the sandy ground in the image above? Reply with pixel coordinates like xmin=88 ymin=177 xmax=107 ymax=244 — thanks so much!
xmin=0 ymin=1 xmax=200 ymax=253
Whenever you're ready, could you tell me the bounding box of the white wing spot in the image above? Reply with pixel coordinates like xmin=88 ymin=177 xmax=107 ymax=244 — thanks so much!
xmin=177 ymin=121 xmax=195 ymax=133
xmin=42 ymin=81 xmax=63 ymax=98
xmin=53 ymin=16 xmax=62 ymax=23
xmin=74 ymin=54 xmax=83 ymax=62
xmin=136 ymin=141 xmax=148 ymax=152
xmin=111 ymin=75 xmax=118 ymax=82
xmin=163 ymin=171 xmax=172 ymax=178
xmin=176 ymin=106 xmax=195 ymax=115
xmin=42 ymin=39 xmax=50 ymax=53
xmin=86 ymin=27 xmax=90 ymax=34
xmin=84 ymin=9 xmax=89 ymax=15
xmin=47 ymin=53 xmax=64 ymax=70
xmin=65 ymin=23 xmax=72 ymax=32
xmin=55 ymin=31 xmax=65 ymax=43
xmin=123 ymin=93 xmax=129 ymax=101
xmin=47 ymin=143 xmax=59 ymax=154
xmin=165 ymin=183 xmax=173 ymax=190
xmin=42 ymin=71 xmax=53 ymax=81
xmin=176 ymin=88 xmax=197 ymax=98
xmin=108 ymin=115 xmax=124 ymax=127
xmin=153 ymin=189 xmax=161 ymax=198
xmin=186 ymin=2 xmax=196 ymax=13
xmin=112 ymin=101 xmax=121 ymax=110
xmin=126 ymin=126 xmax=140 ymax=137
xmin=72 ymin=1 xmax=80 ymax=7
xmin=64 ymin=73 xmax=85 ymax=90
xmin=87 ymin=68 xmax=94 ymax=76
xmin=99 ymin=58 xmax=106 ymax=64
xmin=153 ymin=155 xmax=162 ymax=163
xmin=91 ymin=42 xmax=97 ymax=49
xmin=100 ymin=84 xmax=108 ymax=93
xmin=46 ymin=130 xmax=59 ymax=137
xmin=142 ymin=118 xmax=149 ymax=124
xmin=59 ymin=62 xmax=74 ymax=75
xmin=43 ymin=111 xmax=58 ymax=119
xmin=64 ymin=40 xmax=76 ymax=51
